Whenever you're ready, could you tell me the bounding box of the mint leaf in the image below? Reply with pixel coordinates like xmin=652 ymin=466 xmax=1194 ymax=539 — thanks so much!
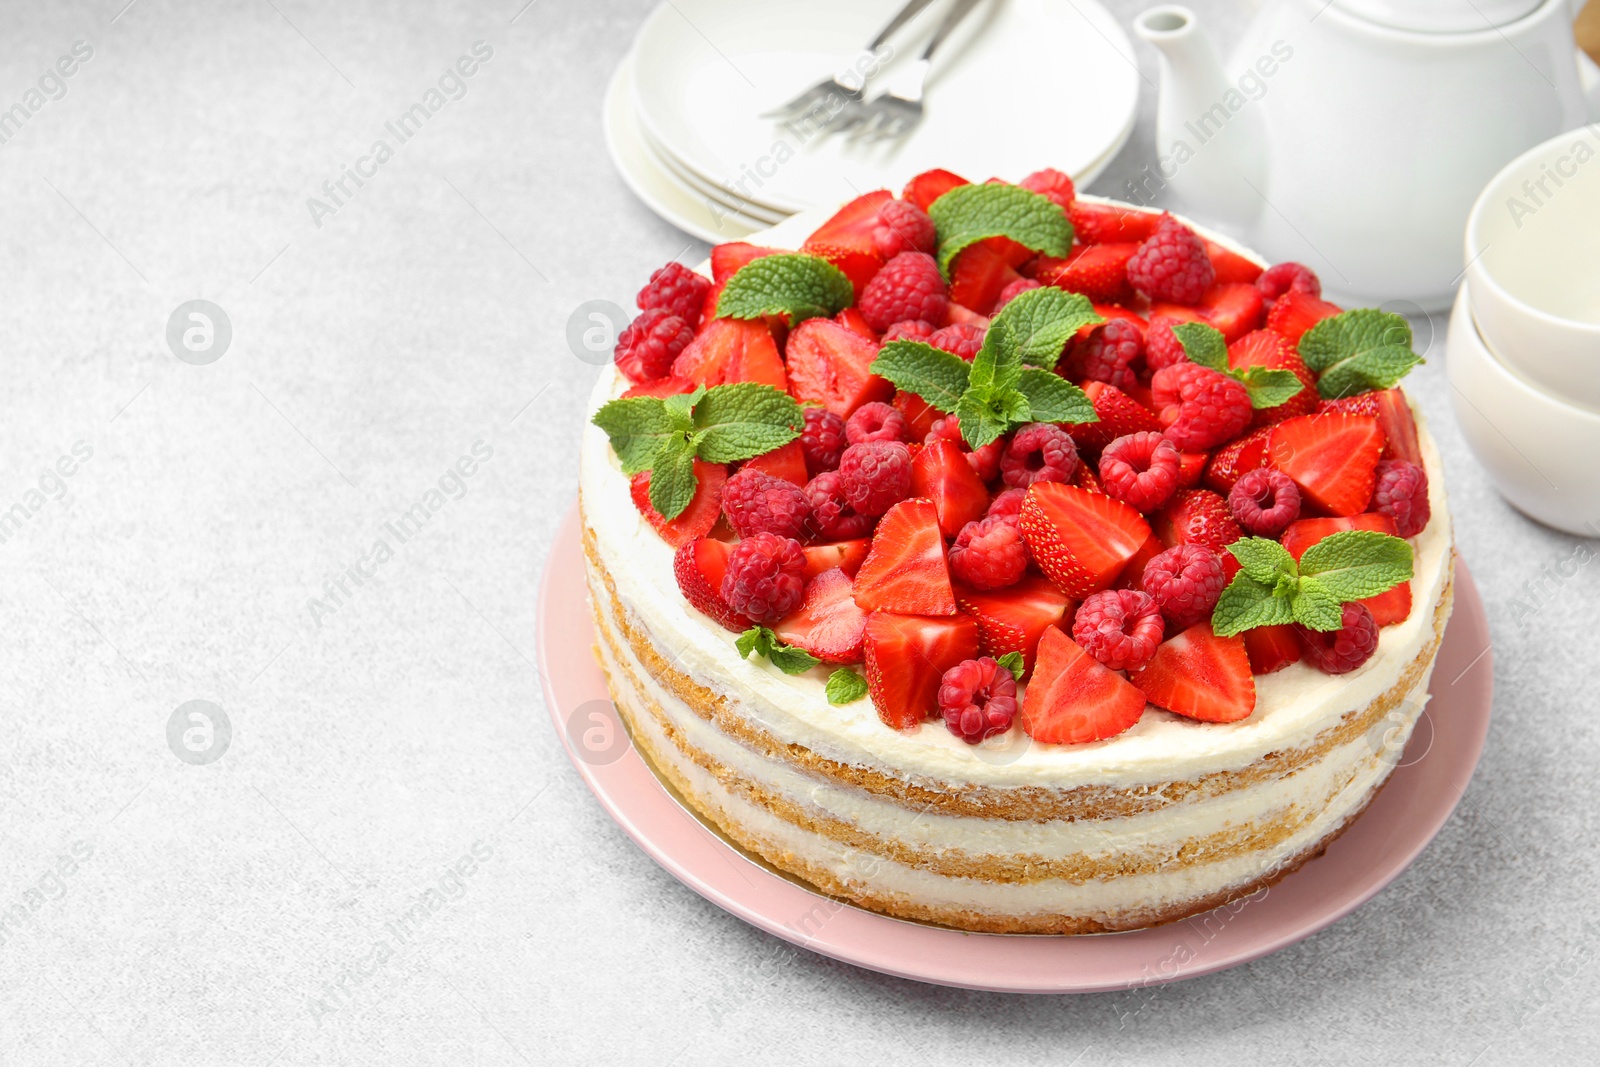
xmin=870 ymin=340 xmax=971 ymax=414
xmin=716 ymin=253 xmax=855 ymax=324
xmin=1298 ymin=529 xmax=1414 ymax=601
xmin=968 ymin=320 xmax=1024 ymax=397
xmin=996 ymin=651 xmax=1026 ymax=679
xmin=1298 ymin=308 xmax=1423 ymax=399
xmin=592 ymin=397 xmax=680 ymax=475
xmin=988 ymin=287 xmax=1102 ymax=368
xmin=955 ymin=389 xmax=1024 ymax=450
xmin=1174 ymin=321 xmax=1304 ymax=410
xmin=928 ymin=183 xmax=1073 ymax=273
xmin=734 ymin=626 xmax=821 ymax=675
xmin=647 ymin=437 xmax=698 ymax=519
xmin=1172 ymin=321 xmax=1229 ymax=372
xmin=1212 ymin=575 xmax=1296 ymax=637
xmin=1237 ymin=365 xmax=1306 ymax=410
xmin=690 ymin=382 xmax=801 ymax=463
xmin=1228 ymin=537 xmax=1298 ymax=585
xmin=1290 ymin=576 xmax=1343 ymax=631
xmin=825 ymin=668 xmax=868 ymax=704
xmin=1016 ymin=368 xmax=1096 ymax=425
xmin=661 ymin=387 xmax=704 ymax=427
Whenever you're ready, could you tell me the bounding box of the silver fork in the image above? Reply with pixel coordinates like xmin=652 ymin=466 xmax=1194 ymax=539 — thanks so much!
xmin=842 ymin=0 xmax=987 ymax=143
xmin=761 ymin=0 xmax=940 ymax=126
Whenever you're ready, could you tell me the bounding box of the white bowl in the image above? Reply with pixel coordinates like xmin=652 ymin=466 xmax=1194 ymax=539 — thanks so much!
xmin=1447 ymin=285 xmax=1600 ymax=536
xmin=1464 ymin=129 xmax=1600 ymax=411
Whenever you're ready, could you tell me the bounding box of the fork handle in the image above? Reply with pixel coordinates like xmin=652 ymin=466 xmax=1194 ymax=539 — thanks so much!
xmin=920 ymin=0 xmax=986 ymax=59
xmin=866 ymin=0 xmax=941 ymax=51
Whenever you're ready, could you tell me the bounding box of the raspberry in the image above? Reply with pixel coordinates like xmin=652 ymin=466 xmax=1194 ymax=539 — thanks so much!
xmin=1228 ymin=467 xmax=1301 ymax=537
xmin=1296 ymin=601 xmax=1379 ymax=675
xmin=1371 ymin=460 xmax=1431 ymax=538
xmin=872 ymin=199 xmax=936 ymax=260
xmin=721 ymin=467 xmax=812 ymax=540
xmin=995 ymin=277 xmax=1041 ymax=309
xmin=928 ymin=322 xmax=986 ymax=361
xmin=802 ymin=471 xmax=874 ymax=539
xmin=612 ymin=309 xmax=694 ymax=383
xmin=838 ymin=440 xmax=912 ymax=517
xmin=1257 ymin=262 xmax=1321 ymax=305
xmin=986 ymin=487 xmax=1028 ymax=524
xmin=1126 ymin=214 xmax=1216 ymax=304
xmin=1018 ymin=167 xmax=1076 ymax=210
xmin=857 ymin=252 xmax=949 ymax=333
xmin=721 ymin=532 xmax=806 ymax=624
xmin=937 ymin=656 xmax=1019 ymax=744
xmin=1151 ymin=363 xmax=1252 ymax=451
xmin=1000 ymin=423 xmax=1079 ymax=489
xmin=1072 ymin=589 xmax=1165 ymax=671
xmin=1141 ymin=544 xmax=1226 ymax=630
xmin=800 ymin=406 xmax=846 ymax=475
xmin=948 ymin=516 xmax=1029 ymax=590
xmin=1145 ymin=315 xmax=1190 ymax=373
xmin=882 ymin=319 xmax=937 ymax=342
xmin=844 ymin=401 xmax=908 ymax=445
xmin=1078 ymin=319 xmax=1146 ymax=391
xmin=927 ymin=416 xmax=1002 ymax=481
xmin=636 ymin=261 xmax=711 ymax=324
xmin=1099 ymin=432 xmax=1181 ymax=513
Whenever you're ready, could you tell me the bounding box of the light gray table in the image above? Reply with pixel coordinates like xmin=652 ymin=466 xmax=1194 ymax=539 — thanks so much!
xmin=0 ymin=1 xmax=1594 ymax=1063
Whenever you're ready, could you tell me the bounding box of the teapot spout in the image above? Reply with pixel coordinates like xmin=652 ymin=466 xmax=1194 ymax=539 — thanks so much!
xmin=1133 ymin=6 xmax=1265 ymax=232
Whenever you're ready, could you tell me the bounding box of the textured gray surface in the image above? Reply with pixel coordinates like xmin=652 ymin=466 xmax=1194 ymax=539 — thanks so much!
xmin=0 ymin=1 xmax=1596 ymax=1064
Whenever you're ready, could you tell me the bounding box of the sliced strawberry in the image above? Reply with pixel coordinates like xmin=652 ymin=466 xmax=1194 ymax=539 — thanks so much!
xmin=943 ymin=302 xmax=991 ymax=328
xmin=802 ymin=189 xmax=894 ymax=256
xmin=803 ymin=241 xmax=883 ymax=300
xmin=802 ymin=538 xmax=871 ymax=580
xmin=1131 ymin=621 xmax=1255 ymax=722
xmin=852 ymin=498 xmax=956 ymax=615
xmin=1068 ymin=200 xmax=1161 ymax=245
xmin=673 ymin=318 xmax=788 ymax=391
xmin=1071 ymin=459 xmax=1104 ymax=495
xmin=1034 ymin=243 xmax=1138 ymax=304
xmin=902 ymin=169 xmax=970 ymax=212
xmin=1319 ymin=388 xmax=1423 ymax=466
xmin=1153 ymin=489 xmax=1242 ymax=563
xmin=1203 ymin=426 xmax=1274 ymax=495
xmin=835 ymin=306 xmax=878 ymax=341
xmin=863 ymin=610 xmax=979 ymax=729
xmin=1267 ymin=290 xmax=1341 ymax=343
xmin=1228 ymin=328 xmax=1318 ymax=428
xmin=710 ymin=242 xmax=780 ymax=284
xmin=892 ymin=389 xmax=940 ymax=442
xmin=949 ymin=237 xmax=1032 ymax=315
xmin=1067 ymin=381 xmax=1162 ymax=451
xmin=1021 ymin=626 xmax=1147 ymax=744
xmin=1196 ymin=282 xmax=1265 ymax=342
xmin=1146 ymin=302 xmax=1207 ymax=328
xmin=1117 ymin=531 xmax=1167 ymax=590
xmin=621 ymin=375 xmax=696 ymax=400
xmin=1176 ymin=451 xmax=1207 ymax=489
xmin=1268 ymin=413 xmax=1383 ymax=517
xmin=741 ymin=440 xmax=807 ymax=486
xmin=785 ymin=317 xmax=891 ymax=417
xmin=629 ymin=461 xmax=727 ymax=548
xmin=774 ymin=567 xmax=868 ymax=663
xmin=1204 ymin=241 xmax=1264 ymax=285
xmin=953 ymin=575 xmax=1073 ymax=673
xmin=1244 ymin=624 xmax=1302 ymax=674
xmin=673 ymin=536 xmax=750 ymax=632
xmin=1282 ymin=513 xmax=1413 ymax=626
xmin=910 ymin=439 xmax=990 ymax=538
xmin=1019 ymin=482 xmax=1151 ymax=598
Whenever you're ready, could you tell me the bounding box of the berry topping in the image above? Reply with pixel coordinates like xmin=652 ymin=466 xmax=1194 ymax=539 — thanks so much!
xmin=857 ymin=251 xmax=949 ymax=333
xmin=1077 ymin=318 xmax=1145 ymax=390
xmin=1019 ymin=482 xmax=1151 ymax=598
xmin=1244 ymin=624 xmax=1302 ymax=674
xmin=673 ymin=537 xmax=752 ymax=632
xmin=1032 ymin=243 xmax=1138 ymax=304
xmin=1099 ymin=431 xmax=1182 ymax=513
xmin=800 ymin=406 xmax=847 ymax=475
xmin=1371 ymin=459 xmax=1431 ymax=537
xmin=1257 ymin=262 xmax=1321 ymax=305
xmin=1144 ymin=314 xmax=1195 ymax=373
xmin=1267 ymin=413 xmax=1384 ymax=517
xmin=709 ymin=241 xmax=779 ymax=284
xmin=1018 ymin=167 xmax=1077 ymax=209
xmin=1126 ymin=214 xmax=1216 ymax=304
xmin=673 ymin=317 xmax=788 ymax=391
xmin=1068 ymin=382 xmax=1163 ymax=451
xmin=1153 ymin=489 xmax=1242 ymax=557
xmin=863 ymin=611 xmax=980 ymax=729
xmin=995 ymin=277 xmax=1042 ymax=309
xmin=1296 ymin=601 xmax=1380 ymax=675
xmin=845 ymin=401 xmax=909 ymax=445
xmin=927 ymin=415 xmax=1003 ymax=481
xmin=1130 ymin=622 xmax=1256 ymax=722
xmin=852 ymin=498 xmax=956 ymax=615
xmin=801 ymin=538 xmax=871 ymax=580
xmin=1281 ymin=513 xmax=1413 ymax=627
xmin=721 ymin=467 xmax=813 ymax=540
xmin=1067 ymin=200 xmax=1162 ymax=245
xmin=883 ymin=319 xmax=937 ymax=342
xmin=636 ymin=261 xmax=712 ymax=323
xmin=986 ymin=487 xmax=1028 ymax=524
xmin=1203 ymin=426 xmax=1273 ymax=495
xmin=773 ymin=567 xmax=869 ymax=664
xmin=838 ymin=440 xmax=913 ymax=517
xmin=928 ymin=322 xmax=987 ymax=361
xmin=1001 ymin=422 xmax=1080 ymax=489
xmin=721 ymin=532 xmax=807 ymax=624
xmin=1194 ymin=282 xmax=1265 ymax=343
xmin=938 ymin=656 xmax=1020 ymax=744
xmin=1228 ymin=467 xmax=1302 ymax=538
xmin=785 ymin=318 xmax=892 ymax=417
xmin=871 ymin=199 xmax=937 ymax=260
xmin=629 ymin=461 xmax=727 ymax=548
xmin=1072 ymin=589 xmax=1166 ymax=672
xmin=1021 ymin=627 xmax=1148 ymax=745
xmin=948 ymin=515 xmax=1030 ymax=591
xmin=1150 ymin=362 xmax=1253 ymax=451
xmin=954 ymin=575 xmax=1071 ymax=672
xmin=613 ymin=309 xmax=694 ymax=384
xmin=1318 ymin=388 xmax=1423 ymax=467
xmin=1266 ymin=289 xmax=1341 ymax=343
xmin=949 ymin=238 xmax=1031 ymax=315
xmin=1139 ymin=543 xmax=1226 ymax=630
xmin=910 ymin=439 xmax=990 ymax=537
xmin=802 ymin=471 xmax=875 ymax=540
xmin=1227 ymin=329 xmax=1318 ymax=429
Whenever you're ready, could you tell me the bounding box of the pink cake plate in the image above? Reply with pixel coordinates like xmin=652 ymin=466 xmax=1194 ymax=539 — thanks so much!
xmin=540 ymin=505 xmax=1493 ymax=993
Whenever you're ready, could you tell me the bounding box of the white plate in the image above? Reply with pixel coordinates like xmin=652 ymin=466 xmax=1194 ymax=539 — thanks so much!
xmin=638 ymin=122 xmax=791 ymax=225
xmin=629 ymin=0 xmax=1141 ymax=215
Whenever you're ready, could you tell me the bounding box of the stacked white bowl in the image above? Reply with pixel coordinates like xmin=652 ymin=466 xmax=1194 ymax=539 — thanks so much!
xmin=1451 ymin=129 xmax=1600 ymax=536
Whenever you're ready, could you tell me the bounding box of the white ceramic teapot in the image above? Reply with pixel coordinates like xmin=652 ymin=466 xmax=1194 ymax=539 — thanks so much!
xmin=1133 ymin=0 xmax=1600 ymax=310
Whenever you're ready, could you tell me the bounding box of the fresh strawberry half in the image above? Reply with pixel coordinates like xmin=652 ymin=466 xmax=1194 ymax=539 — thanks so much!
xmin=1266 ymin=289 xmax=1341 ymax=343
xmin=673 ymin=536 xmax=751 ymax=632
xmin=740 ymin=439 xmax=808 ymax=486
xmin=785 ymin=317 xmax=892 ymax=417
xmin=910 ymin=439 xmax=990 ymax=538
xmin=1067 ymin=381 xmax=1162 ymax=451
xmin=902 ymin=168 xmax=970 ymax=212
xmin=1034 ymin=242 xmax=1138 ymax=304
xmin=1205 ymin=240 xmax=1264 ymax=285
xmin=621 ymin=375 xmax=697 ymax=400
xmin=1203 ymin=426 xmax=1274 ymax=495
xmin=852 ymin=498 xmax=956 ymax=615
xmin=1176 ymin=451 xmax=1207 ymax=489
xmin=710 ymin=242 xmax=779 ymax=284
xmin=1196 ymin=282 xmax=1266 ymax=342
xmin=774 ymin=567 xmax=868 ymax=663
xmin=802 ymin=538 xmax=871 ymax=580
xmin=673 ymin=318 xmax=788 ymax=391
xmin=1130 ymin=621 xmax=1255 ymax=722
xmin=1153 ymin=488 xmax=1242 ymax=557
xmin=1228 ymin=329 xmax=1318 ymax=427
xmin=1019 ymin=482 xmax=1151 ymax=598
xmin=630 ymin=461 xmax=727 ymax=548
xmin=1117 ymin=531 xmax=1167 ymax=590
xmin=804 ymin=242 xmax=883 ymax=300
xmin=1021 ymin=626 xmax=1148 ymax=744
xmin=1068 ymin=200 xmax=1161 ymax=245
xmin=1268 ymin=413 xmax=1383 ymax=517
xmin=1319 ymin=388 xmax=1422 ymax=467
xmin=892 ymin=389 xmax=941 ymax=441
xmin=803 ymin=189 xmax=895 ymax=257
xmin=943 ymin=303 xmax=990 ymax=328
xmin=1282 ymin=513 xmax=1413 ymax=626
xmin=949 ymin=237 xmax=1032 ymax=314
xmin=1243 ymin=624 xmax=1302 ymax=674
xmin=863 ymin=610 xmax=979 ymax=729
xmin=835 ymin=306 xmax=878 ymax=341
xmin=954 ymin=575 xmax=1073 ymax=672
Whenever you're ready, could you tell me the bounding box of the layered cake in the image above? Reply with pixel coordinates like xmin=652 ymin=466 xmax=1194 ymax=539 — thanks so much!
xmin=581 ymin=169 xmax=1452 ymax=934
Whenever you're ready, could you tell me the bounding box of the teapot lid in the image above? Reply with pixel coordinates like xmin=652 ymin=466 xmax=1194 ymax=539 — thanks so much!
xmin=1332 ymin=0 xmax=1542 ymax=32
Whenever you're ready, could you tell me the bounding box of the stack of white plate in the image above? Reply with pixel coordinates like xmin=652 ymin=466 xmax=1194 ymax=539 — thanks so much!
xmin=604 ymin=0 xmax=1143 ymax=244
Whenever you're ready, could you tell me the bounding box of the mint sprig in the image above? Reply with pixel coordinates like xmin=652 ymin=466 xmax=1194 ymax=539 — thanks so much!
xmin=1297 ymin=308 xmax=1423 ymax=399
xmin=995 ymin=651 xmax=1025 ymax=680
xmin=1211 ymin=531 xmax=1413 ymax=637
xmin=824 ymin=667 xmax=868 ymax=704
xmin=735 ymin=626 xmax=821 ymax=675
xmin=715 ymin=253 xmax=854 ymax=324
xmin=1172 ymin=322 xmax=1305 ymax=410
xmin=592 ymin=382 xmax=801 ymax=519
xmin=927 ymin=183 xmax=1074 ymax=273
xmin=988 ymin=286 xmax=1103 ymax=369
